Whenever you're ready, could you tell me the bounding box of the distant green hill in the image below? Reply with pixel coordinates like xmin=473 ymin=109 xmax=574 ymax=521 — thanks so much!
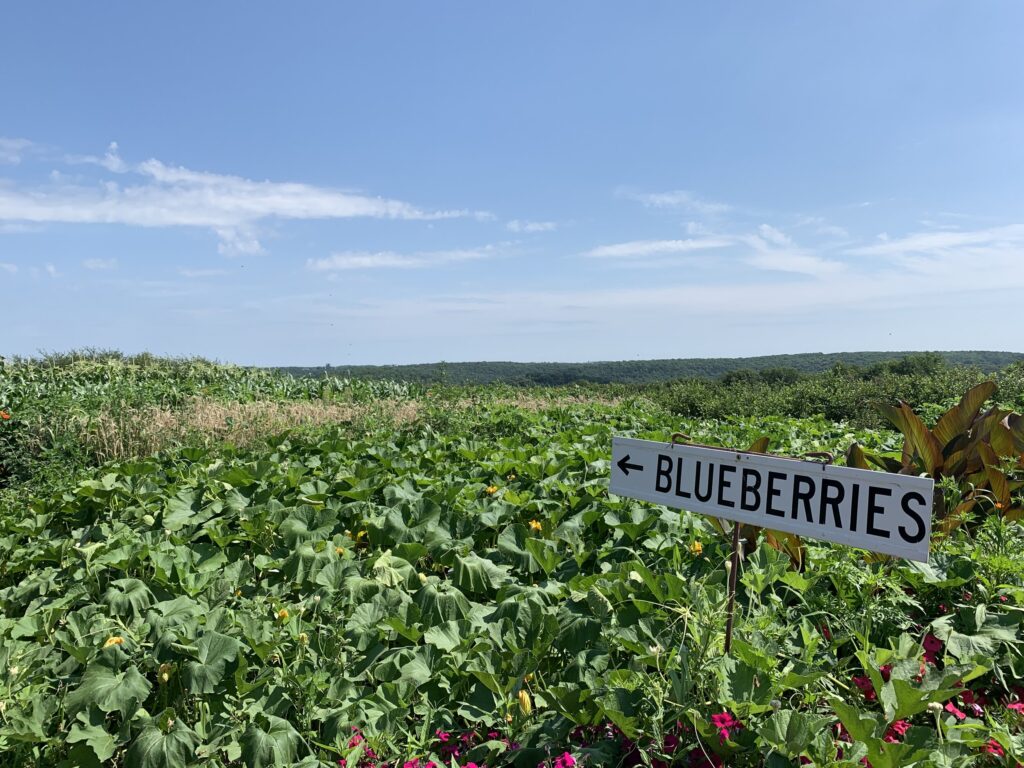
xmin=279 ymin=350 xmax=1024 ymax=386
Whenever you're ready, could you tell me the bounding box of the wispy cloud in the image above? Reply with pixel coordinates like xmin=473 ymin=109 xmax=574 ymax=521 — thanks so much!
xmin=619 ymin=188 xmax=731 ymax=217
xmin=307 ymin=247 xmax=494 ymax=271
xmin=582 ymin=237 xmax=732 ymax=259
xmin=179 ymin=268 xmax=228 ymax=278
xmin=0 ymin=141 xmax=477 ymax=254
xmin=82 ymin=258 xmax=117 ymax=270
xmin=848 ymin=224 xmax=1024 ymax=258
xmin=0 ymin=262 xmax=17 ymax=274
xmin=506 ymin=219 xmax=557 ymax=233
xmin=0 ymin=138 xmax=34 ymax=165
xmin=741 ymin=224 xmax=844 ymax=277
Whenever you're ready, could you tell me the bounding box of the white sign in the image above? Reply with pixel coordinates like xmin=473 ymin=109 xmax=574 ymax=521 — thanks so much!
xmin=610 ymin=437 xmax=934 ymax=562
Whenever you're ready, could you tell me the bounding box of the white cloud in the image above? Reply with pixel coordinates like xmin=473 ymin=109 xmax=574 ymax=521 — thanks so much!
xmin=215 ymin=227 xmax=263 ymax=256
xmin=307 ymin=247 xmax=493 ymax=271
xmin=506 ymin=219 xmax=557 ymax=233
xmin=0 ymin=138 xmax=33 ymax=165
xmin=582 ymin=237 xmax=732 ymax=259
xmin=742 ymin=229 xmax=843 ymax=277
xmin=757 ymin=224 xmax=792 ymax=247
xmin=848 ymin=224 xmax=1024 ymax=258
xmin=44 ymin=263 xmax=59 ymax=278
xmin=0 ymin=262 xmax=17 ymax=274
xmin=0 ymin=142 xmax=477 ymax=254
xmin=620 ymin=188 xmax=731 ymax=216
xmin=82 ymin=258 xmax=117 ymax=270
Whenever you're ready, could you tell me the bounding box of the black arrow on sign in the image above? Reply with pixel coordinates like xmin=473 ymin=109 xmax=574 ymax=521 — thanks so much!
xmin=616 ymin=454 xmax=644 ymax=476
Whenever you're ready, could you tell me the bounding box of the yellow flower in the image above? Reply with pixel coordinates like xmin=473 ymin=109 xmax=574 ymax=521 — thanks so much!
xmin=335 ymin=546 xmax=345 ymax=556
xmin=518 ymin=688 xmax=533 ymax=715
xmin=528 ymin=519 xmax=543 ymax=532
xmin=485 ymin=485 xmax=499 ymax=495
xmin=158 ymin=662 xmax=174 ymax=684
xmin=103 ymin=636 xmax=124 ymax=648
xmin=277 ymin=608 xmax=289 ymax=620
xmin=690 ymin=540 xmax=703 ymax=556
xmin=524 ymin=673 xmax=534 ymax=682
xmin=507 ymin=473 xmax=517 ymax=481
xmin=356 ymin=530 xmax=367 ymax=541
xmin=298 ymin=632 xmax=309 ymax=645
xmin=234 ymin=589 xmax=242 ymax=597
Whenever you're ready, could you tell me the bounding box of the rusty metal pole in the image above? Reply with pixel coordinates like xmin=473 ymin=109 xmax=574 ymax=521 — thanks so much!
xmin=723 ymin=522 xmax=741 ymax=654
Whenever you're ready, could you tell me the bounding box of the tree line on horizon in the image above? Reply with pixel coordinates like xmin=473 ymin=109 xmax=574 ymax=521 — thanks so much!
xmin=282 ymin=350 xmax=1024 ymax=386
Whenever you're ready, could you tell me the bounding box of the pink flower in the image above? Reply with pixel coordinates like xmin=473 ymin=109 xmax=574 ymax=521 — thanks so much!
xmin=1008 ymin=702 xmax=1024 ymax=713
xmin=403 ymin=761 xmax=420 ymax=768
xmin=853 ymin=676 xmax=877 ymax=701
xmin=944 ymin=701 xmax=966 ymax=720
xmin=880 ymin=664 xmax=892 ymax=682
xmin=710 ymin=711 xmax=743 ymax=744
xmin=938 ymin=603 xmax=947 ymax=613
xmin=883 ymin=720 xmax=911 ymax=743
xmin=1001 ymin=595 xmax=1009 ymax=603
xmin=983 ymin=739 xmax=1005 ymax=757
xmin=923 ymin=634 xmax=943 ymax=664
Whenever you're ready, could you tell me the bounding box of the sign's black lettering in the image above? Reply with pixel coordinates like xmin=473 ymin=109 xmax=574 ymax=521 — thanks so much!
xmin=694 ymin=461 xmax=713 ymax=502
xmin=819 ymin=478 xmax=845 ymax=528
xmin=899 ymin=491 xmax=927 ymax=544
xmin=867 ymin=486 xmax=891 ymax=538
xmin=674 ymin=457 xmax=691 ymax=499
xmin=766 ymin=471 xmax=786 ymax=517
xmin=740 ymin=468 xmax=762 ymax=511
xmin=655 ymin=454 xmax=672 ymax=493
xmin=717 ymin=464 xmax=736 ymax=508
xmin=849 ymin=483 xmax=860 ymax=532
xmin=791 ymin=474 xmax=815 ymax=523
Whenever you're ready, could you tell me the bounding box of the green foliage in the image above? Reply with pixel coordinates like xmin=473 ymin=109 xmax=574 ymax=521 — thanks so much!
xmin=284 ymin=351 xmax=1024 ymax=385
xmin=3 ymin=355 xmax=1024 ymax=766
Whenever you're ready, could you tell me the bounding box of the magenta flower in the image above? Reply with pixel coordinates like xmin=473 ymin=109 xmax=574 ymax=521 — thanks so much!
xmin=923 ymin=633 xmax=943 ymax=664
xmin=945 ymin=701 xmax=966 ymax=720
xmin=710 ymin=711 xmax=743 ymax=744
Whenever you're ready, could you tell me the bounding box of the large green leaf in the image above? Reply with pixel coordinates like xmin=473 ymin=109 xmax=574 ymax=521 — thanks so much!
xmin=758 ymin=710 xmax=829 ymax=758
xmin=241 ymin=714 xmax=300 ymax=768
xmin=67 ymin=707 xmax=117 ymax=763
xmin=125 ymin=710 xmax=200 ymax=768
xmin=182 ymin=631 xmax=243 ymax=693
xmin=66 ymin=660 xmax=152 ymax=718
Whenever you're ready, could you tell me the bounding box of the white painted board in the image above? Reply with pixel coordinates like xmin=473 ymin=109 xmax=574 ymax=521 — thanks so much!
xmin=610 ymin=436 xmax=934 ymax=562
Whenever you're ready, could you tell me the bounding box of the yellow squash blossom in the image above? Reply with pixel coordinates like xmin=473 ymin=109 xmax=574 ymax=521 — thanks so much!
xmin=485 ymin=485 xmax=498 ymax=495
xmin=690 ymin=540 xmax=703 ymax=556
xmin=277 ymin=608 xmax=289 ymax=620
xmin=528 ymin=519 xmax=543 ymax=532
xmin=103 ymin=636 xmax=124 ymax=648
xmin=518 ymin=689 xmax=533 ymax=715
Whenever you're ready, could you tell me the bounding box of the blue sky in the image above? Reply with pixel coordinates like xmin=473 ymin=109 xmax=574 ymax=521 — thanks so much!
xmin=2 ymin=3 xmax=1023 ymax=366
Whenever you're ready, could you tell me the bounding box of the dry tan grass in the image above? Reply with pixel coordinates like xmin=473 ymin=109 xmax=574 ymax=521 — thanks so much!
xmin=78 ymin=390 xmax=624 ymax=464
xmin=82 ymin=397 xmax=421 ymax=463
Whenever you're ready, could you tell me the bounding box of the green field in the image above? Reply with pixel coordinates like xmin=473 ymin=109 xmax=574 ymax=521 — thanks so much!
xmin=2 ymin=354 xmax=1024 ymax=767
